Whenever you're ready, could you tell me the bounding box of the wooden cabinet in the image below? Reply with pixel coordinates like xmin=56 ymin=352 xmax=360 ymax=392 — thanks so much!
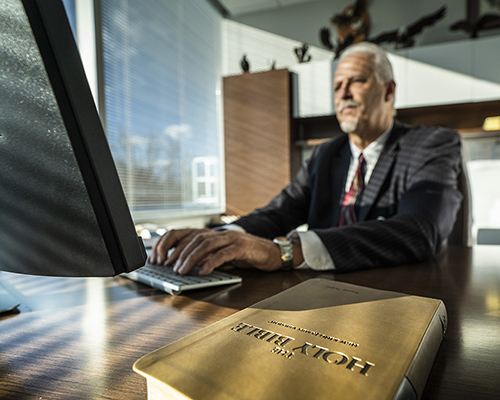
xmin=223 ymin=69 xmax=299 ymax=216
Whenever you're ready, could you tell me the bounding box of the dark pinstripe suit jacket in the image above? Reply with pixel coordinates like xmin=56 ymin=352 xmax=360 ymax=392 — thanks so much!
xmin=234 ymin=120 xmax=463 ymax=271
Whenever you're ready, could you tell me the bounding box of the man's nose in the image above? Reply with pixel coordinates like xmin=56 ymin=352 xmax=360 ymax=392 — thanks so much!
xmin=337 ymin=82 xmax=352 ymax=99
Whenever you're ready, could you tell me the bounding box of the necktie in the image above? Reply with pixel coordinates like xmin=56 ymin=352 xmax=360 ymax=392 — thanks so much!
xmin=338 ymin=154 xmax=366 ymax=226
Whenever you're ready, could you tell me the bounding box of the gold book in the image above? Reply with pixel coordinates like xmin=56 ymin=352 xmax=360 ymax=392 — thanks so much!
xmin=133 ymin=279 xmax=447 ymax=400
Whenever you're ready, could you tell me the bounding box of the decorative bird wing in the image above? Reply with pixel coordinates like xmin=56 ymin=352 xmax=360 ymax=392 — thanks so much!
xmin=449 ymin=12 xmax=500 ymax=38
xmin=406 ymin=6 xmax=446 ymax=37
xmin=319 ymin=28 xmax=355 ymax=59
xmin=449 ymin=20 xmax=470 ymax=32
xmin=369 ymin=30 xmax=399 ymax=44
xmin=352 ymin=0 xmax=367 ymax=19
xmin=320 ymin=27 xmax=335 ymax=50
xmin=294 ymin=48 xmax=300 ymax=59
xmin=369 ymin=6 xmax=446 ymax=46
xmin=477 ymin=13 xmax=500 ymax=29
xmin=332 ymin=0 xmax=366 ymax=26
xmin=334 ymin=33 xmax=356 ymax=59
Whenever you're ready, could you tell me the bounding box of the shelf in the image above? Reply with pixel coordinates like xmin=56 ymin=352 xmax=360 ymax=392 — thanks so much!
xmin=293 ymin=100 xmax=500 ymax=143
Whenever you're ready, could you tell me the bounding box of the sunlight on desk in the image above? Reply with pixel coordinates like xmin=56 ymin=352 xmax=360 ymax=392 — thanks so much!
xmin=84 ymin=279 xmax=107 ymax=372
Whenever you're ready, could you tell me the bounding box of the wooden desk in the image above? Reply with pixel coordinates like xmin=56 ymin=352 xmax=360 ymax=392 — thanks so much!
xmin=1 ymin=245 xmax=499 ymax=399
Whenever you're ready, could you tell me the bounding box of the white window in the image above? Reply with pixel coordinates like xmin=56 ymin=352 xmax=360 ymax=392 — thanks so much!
xmin=463 ymin=133 xmax=500 ymax=245
xmin=192 ymin=157 xmax=219 ymax=204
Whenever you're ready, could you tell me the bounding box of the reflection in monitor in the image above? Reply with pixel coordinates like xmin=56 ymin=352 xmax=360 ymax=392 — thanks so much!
xmin=0 ymin=0 xmax=146 ymax=294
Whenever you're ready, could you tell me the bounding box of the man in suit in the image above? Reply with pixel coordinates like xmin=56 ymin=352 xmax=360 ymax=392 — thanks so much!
xmin=149 ymin=42 xmax=462 ymax=275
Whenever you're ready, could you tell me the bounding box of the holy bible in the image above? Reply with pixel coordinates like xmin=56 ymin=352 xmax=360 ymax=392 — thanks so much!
xmin=133 ymin=279 xmax=447 ymax=400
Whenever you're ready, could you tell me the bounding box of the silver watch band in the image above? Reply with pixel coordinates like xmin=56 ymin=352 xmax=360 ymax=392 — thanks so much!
xmin=273 ymin=237 xmax=293 ymax=270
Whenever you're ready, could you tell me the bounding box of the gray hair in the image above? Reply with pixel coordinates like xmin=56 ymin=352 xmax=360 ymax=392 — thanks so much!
xmin=339 ymin=42 xmax=394 ymax=84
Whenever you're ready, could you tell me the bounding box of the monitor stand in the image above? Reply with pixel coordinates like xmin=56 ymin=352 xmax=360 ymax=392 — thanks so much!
xmin=0 ymin=283 xmax=20 ymax=314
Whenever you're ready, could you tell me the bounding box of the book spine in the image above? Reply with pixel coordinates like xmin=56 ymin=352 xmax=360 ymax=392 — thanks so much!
xmin=148 ymin=378 xmax=190 ymax=400
xmin=401 ymin=301 xmax=447 ymax=399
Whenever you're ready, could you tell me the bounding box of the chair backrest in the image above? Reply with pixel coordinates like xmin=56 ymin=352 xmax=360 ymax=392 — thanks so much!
xmin=447 ymin=159 xmax=472 ymax=246
xmin=477 ymin=229 xmax=500 ymax=245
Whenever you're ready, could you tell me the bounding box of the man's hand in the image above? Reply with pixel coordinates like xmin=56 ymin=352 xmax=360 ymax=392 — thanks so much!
xmin=149 ymin=228 xmax=210 ymax=266
xmin=149 ymin=229 xmax=283 ymax=275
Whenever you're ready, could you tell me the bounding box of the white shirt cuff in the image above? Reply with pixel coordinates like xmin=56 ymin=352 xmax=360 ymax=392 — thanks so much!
xmin=294 ymin=230 xmax=335 ymax=271
xmin=215 ymin=224 xmax=246 ymax=232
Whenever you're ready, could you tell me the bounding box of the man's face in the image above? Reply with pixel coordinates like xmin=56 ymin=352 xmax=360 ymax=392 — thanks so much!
xmin=333 ymin=52 xmax=392 ymax=135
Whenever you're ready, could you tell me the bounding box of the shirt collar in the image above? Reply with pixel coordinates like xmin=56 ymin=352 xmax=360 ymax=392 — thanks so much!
xmin=348 ymin=121 xmax=394 ymax=163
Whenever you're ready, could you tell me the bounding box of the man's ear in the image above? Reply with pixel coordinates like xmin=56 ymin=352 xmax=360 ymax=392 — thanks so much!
xmin=385 ymin=80 xmax=396 ymax=102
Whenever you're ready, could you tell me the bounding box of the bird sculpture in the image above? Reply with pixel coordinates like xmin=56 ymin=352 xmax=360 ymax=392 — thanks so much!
xmin=294 ymin=43 xmax=312 ymax=63
xmin=240 ymin=54 xmax=250 ymax=73
xmin=331 ymin=0 xmax=370 ymax=43
xmin=319 ymin=0 xmax=369 ymax=59
xmin=369 ymin=6 xmax=446 ymax=49
xmin=450 ymin=12 xmax=500 ymax=38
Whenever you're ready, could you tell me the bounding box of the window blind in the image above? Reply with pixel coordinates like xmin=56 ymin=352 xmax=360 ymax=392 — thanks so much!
xmin=100 ymin=0 xmax=223 ymax=223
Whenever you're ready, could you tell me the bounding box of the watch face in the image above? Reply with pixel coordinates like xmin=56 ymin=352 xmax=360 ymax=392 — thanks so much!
xmin=273 ymin=237 xmax=293 ymax=270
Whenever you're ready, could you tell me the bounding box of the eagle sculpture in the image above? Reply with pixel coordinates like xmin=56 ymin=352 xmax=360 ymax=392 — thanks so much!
xmin=331 ymin=0 xmax=370 ymax=43
xmin=319 ymin=0 xmax=369 ymax=59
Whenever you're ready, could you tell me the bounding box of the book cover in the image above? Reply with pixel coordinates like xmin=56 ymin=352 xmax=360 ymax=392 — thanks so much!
xmin=133 ymin=279 xmax=447 ymax=400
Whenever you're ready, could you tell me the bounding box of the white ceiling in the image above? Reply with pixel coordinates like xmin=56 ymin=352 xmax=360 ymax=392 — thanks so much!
xmin=218 ymin=0 xmax=322 ymax=17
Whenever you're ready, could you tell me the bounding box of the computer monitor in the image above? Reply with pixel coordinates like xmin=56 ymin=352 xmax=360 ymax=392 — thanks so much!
xmin=0 ymin=0 xmax=146 ymax=296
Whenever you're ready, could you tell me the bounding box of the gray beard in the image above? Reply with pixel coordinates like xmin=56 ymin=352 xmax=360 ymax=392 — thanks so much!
xmin=340 ymin=117 xmax=359 ymax=133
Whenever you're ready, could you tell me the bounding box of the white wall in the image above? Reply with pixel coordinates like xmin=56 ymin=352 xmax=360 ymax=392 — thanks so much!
xmin=394 ymin=36 xmax=500 ymax=108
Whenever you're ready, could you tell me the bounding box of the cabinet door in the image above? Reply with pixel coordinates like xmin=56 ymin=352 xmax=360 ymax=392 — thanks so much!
xmin=223 ymin=69 xmax=294 ymax=216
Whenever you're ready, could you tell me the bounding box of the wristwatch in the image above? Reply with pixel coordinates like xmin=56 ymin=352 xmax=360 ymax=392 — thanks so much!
xmin=273 ymin=236 xmax=294 ymax=270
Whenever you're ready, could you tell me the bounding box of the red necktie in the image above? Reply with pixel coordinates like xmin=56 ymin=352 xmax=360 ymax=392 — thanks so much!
xmin=338 ymin=154 xmax=366 ymax=226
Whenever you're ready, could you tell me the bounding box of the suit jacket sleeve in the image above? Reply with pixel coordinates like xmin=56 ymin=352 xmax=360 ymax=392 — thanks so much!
xmin=235 ymin=122 xmax=463 ymax=272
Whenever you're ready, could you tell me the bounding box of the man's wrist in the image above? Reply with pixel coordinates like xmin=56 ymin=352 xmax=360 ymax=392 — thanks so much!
xmin=287 ymin=231 xmax=304 ymax=267
xmin=273 ymin=236 xmax=294 ymax=270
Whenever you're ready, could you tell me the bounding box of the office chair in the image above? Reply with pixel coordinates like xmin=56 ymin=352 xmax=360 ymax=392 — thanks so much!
xmin=447 ymin=160 xmax=472 ymax=246
xmin=476 ymin=229 xmax=500 ymax=245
